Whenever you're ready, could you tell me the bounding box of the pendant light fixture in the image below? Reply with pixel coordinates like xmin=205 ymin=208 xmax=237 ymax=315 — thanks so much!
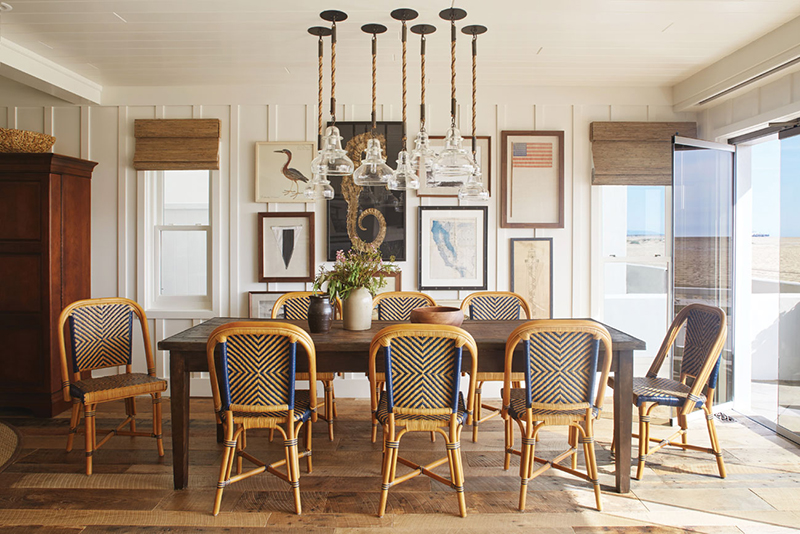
xmin=458 ymin=24 xmax=490 ymax=203
xmin=310 ymin=10 xmax=355 ymax=181
xmin=408 ymin=22 xmax=437 ymax=185
xmin=304 ymin=25 xmax=335 ymax=200
xmin=432 ymin=7 xmax=476 ymax=186
xmin=352 ymin=23 xmax=394 ymax=186
xmin=388 ymin=8 xmax=420 ymax=191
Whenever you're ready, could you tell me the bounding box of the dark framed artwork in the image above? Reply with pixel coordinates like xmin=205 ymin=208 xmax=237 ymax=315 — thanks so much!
xmin=326 ymin=121 xmax=406 ymax=261
xmin=248 ymin=291 xmax=285 ymax=318
xmin=257 ymin=211 xmax=314 ymax=282
xmin=510 ymin=237 xmax=553 ymax=319
xmin=418 ymin=206 xmax=488 ymax=291
xmin=417 ymin=135 xmax=491 ymax=197
xmin=501 ymin=130 xmax=565 ymax=228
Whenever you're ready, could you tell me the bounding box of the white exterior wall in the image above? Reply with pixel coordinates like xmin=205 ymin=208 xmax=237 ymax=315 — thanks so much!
xmin=1 ymin=76 xmax=695 ymax=398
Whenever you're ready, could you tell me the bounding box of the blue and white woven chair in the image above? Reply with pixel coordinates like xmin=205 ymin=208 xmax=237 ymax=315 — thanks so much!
xmin=272 ymin=291 xmax=340 ymax=440
xmin=370 ymin=291 xmax=437 ymax=442
xmin=460 ymin=291 xmax=532 ymax=442
xmin=612 ymin=303 xmax=728 ymax=481
xmin=57 ymin=298 xmax=167 ymax=476
xmin=206 ymin=321 xmax=317 ymax=516
xmin=368 ymin=324 xmax=478 ymax=518
xmin=503 ymin=320 xmax=612 ymax=511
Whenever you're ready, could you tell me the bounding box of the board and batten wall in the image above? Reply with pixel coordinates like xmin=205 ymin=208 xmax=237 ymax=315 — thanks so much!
xmin=0 ymin=77 xmax=695 ymax=397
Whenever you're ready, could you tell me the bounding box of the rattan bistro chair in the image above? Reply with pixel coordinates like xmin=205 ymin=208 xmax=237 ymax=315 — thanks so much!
xmin=611 ymin=304 xmax=728 ymax=481
xmin=369 ymin=324 xmax=478 ymax=518
xmin=460 ymin=291 xmax=532 ymax=442
xmin=370 ymin=291 xmax=437 ymax=442
xmin=206 ymin=322 xmax=317 ymax=516
xmin=57 ymin=298 xmax=167 ymax=476
xmin=272 ymin=291 xmax=341 ymax=440
xmin=503 ymin=320 xmax=612 ymax=512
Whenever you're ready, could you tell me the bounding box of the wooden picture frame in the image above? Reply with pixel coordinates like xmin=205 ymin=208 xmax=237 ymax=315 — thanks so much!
xmin=255 ymin=141 xmax=315 ymax=203
xmin=248 ymin=291 xmax=284 ymax=318
xmin=375 ymin=270 xmax=402 ymax=296
xmin=416 ymin=135 xmax=491 ymax=197
xmin=501 ymin=131 xmax=564 ymax=228
xmin=418 ymin=206 xmax=488 ymax=291
xmin=326 ymin=121 xmax=406 ymax=261
xmin=257 ymin=211 xmax=314 ymax=282
xmin=510 ymin=237 xmax=553 ymax=319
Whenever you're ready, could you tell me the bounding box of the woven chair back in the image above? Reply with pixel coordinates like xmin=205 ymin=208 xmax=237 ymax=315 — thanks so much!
xmin=526 ymin=330 xmax=599 ymax=408
xmin=461 ymin=291 xmax=531 ymax=321
xmin=676 ymin=305 xmax=726 ymax=389
xmin=385 ymin=334 xmax=462 ymax=413
xmin=220 ymin=333 xmax=296 ymax=412
xmin=68 ymin=302 xmax=134 ymax=372
xmin=375 ymin=292 xmax=436 ymax=321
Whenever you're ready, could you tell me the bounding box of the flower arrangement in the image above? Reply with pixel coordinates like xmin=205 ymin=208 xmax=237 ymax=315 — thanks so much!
xmin=313 ymin=245 xmax=398 ymax=300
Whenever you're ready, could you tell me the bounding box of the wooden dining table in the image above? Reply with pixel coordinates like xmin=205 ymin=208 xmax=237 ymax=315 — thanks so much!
xmin=158 ymin=318 xmax=645 ymax=493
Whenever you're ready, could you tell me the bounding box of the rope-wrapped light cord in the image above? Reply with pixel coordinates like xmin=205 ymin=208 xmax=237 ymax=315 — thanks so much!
xmin=450 ymin=20 xmax=457 ymax=127
xmin=371 ymin=33 xmax=377 ymax=135
xmin=318 ymin=35 xmax=324 ymax=148
xmin=330 ymin=21 xmax=337 ymax=125
xmin=420 ymin=34 xmax=427 ymax=131
xmin=401 ymin=21 xmax=407 ymax=145
xmin=472 ymin=34 xmax=477 ymax=156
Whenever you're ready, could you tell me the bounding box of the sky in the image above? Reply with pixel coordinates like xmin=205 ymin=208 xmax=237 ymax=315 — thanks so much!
xmin=752 ymin=135 xmax=800 ymax=238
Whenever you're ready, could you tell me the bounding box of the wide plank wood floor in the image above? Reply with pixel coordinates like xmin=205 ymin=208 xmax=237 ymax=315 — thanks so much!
xmin=0 ymin=396 xmax=798 ymax=533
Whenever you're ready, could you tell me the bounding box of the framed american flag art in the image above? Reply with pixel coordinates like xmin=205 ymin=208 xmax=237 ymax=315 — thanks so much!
xmin=500 ymin=131 xmax=564 ymax=228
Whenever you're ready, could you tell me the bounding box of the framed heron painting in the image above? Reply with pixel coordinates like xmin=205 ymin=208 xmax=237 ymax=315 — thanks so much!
xmin=257 ymin=212 xmax=315 ymax=282
xmin=255 ymin=141 xmax=315 ymax=203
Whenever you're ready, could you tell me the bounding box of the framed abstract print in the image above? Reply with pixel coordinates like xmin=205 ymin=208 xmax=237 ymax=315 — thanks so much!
xmin=248 ymin=291 xmax=284 ymax=319
xmin=326 ymin=121 xmax=406 ymax=261
xmin=501 ymin=130 xmax=564 ymax=228
xmin=257 ymin=211 xmax=314 ymax=283
xmin=255 ymin=141 xmax=315 ymax=203
xmin=510 ymin=237 xmax=553 ymax=319
xmin=418 ymin=206 xmax=488 ymax=291
xmin=416 ymin=135 xmax=491 ymax=197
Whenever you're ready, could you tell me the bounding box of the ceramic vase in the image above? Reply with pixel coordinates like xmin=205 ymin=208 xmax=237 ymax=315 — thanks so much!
xmin=307 ymin=294 xmax=333 ymax=333
xmin=342 ymin=287 xmax=373 ymax=331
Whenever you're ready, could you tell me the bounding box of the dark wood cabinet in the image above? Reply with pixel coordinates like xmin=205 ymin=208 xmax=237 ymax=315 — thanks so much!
xmin=0 ymin=153 xmax=96 ymax=417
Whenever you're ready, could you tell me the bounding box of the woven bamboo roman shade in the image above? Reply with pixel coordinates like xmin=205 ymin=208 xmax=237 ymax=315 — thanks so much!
xmin=133 ymin=119 xmax=221 ymax=170
xmin=590 ymin=121 xmax=697 ymax=186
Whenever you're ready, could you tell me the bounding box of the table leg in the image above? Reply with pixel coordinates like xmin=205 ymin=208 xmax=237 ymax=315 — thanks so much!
xmin=613 ymin=349 xmax=633 ymax=493
xmin=170 ymin=351 xmax=190 ymax=490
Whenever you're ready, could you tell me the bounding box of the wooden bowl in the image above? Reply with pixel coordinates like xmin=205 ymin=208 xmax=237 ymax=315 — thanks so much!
xmin=409 ymin=306 xmax=464 ymax=327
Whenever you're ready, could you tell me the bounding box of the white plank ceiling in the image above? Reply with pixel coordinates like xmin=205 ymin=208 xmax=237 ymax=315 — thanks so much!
xmin=1 ymin=0 xmax=799 ymax=88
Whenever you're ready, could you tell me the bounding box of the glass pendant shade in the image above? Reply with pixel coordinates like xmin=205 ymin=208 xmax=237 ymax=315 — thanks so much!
xmin=303 ymin=178 xmax=335 ymax=200
xmin=458 ymin=164 xmax=489 ymax=203
xmin=410 ymin=130 xmax=437 ymax=186
xmin=388 ymin=149 xmax=419 ymax=190
xmin=311 ymin=126 xmax=355 ymax=177
xmin=432 ymin=127 xmax=476 ymax=185
xmin=353 ymin=138 xmax=394 ymax=186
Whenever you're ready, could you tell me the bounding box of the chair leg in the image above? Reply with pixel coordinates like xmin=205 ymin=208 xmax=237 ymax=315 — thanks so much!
xmin=213 ymin=419 xmax=236 ymax=516
xmin=153 ymin=393 xmax=164 ymax=457
xmin=568 ymin=426 xmax=578 ymax=470
xmin=285 ymin=432 xmax=302 ymax=515
xmin=518 ymin=428 xmax=535 ymax=511
xmin=448 ymin=436 xmax=467 ymax=517
xmin=125 ymin=397 xmax=137 ymax=433
xmin=378 ymin=432 xmax=398 ymax=517
xmin=581 ymin=421 xmax=602 ymax=511
xmin=236 ymin=428 xmax=247 ymax=475
xmin=635 ymin=404 xmax=649 ymax=480
xmin=503 ymin=416 xmax=514 ymax=471
xmin=705 ymin=410 xmax=727 ymax=478
xmin=305 ymin=420 xmax=313 ymax=473
xmin=66 ymin=400 xmax=81 ymax=452
xmin=83 ymin=404 xmax=96 ymax=476
xmin=472 ymin=383 xmax=483 ymax=443
xmin=324 ymin=380 xmax=335 ymax=441
xmin=678 ymin=413 xmax=689 ymax=448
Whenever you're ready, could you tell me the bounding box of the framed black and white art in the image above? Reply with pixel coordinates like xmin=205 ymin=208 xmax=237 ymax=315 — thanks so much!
xmin=257 ymin=212 xmax=315 ymax=283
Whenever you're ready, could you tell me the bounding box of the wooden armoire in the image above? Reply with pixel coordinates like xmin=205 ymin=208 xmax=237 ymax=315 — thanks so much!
xmin=0 ymin=153 xmax=96 ymax=417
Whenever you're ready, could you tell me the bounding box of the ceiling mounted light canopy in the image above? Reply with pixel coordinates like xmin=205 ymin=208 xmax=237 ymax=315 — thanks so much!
xmin=352 ymin=23 xmax=395 ymax=187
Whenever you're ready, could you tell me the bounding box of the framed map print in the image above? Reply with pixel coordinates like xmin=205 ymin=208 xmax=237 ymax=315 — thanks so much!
xmin=510 ymin=237 xmax=553 ymax=319
xmin=257 ymin=212 xmax=314 ymax=282
xmin=326 ymin=121 xmax=406 ymax=261
xmin=416 ymin=135 xmax=491 ymax=197
xmin=501 ymin=130 xmax=564 ymax=228
xmin=418 ymin=206 xmax=488 ymax=291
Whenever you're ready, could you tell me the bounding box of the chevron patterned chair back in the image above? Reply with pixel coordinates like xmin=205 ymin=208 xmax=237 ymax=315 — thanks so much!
xmin=502 ymin=320 xmax=613 ymax=512
xmin=458 ymin=291 xmax=532 ymax=442
xmin=372 ymin=291 xmax=436 ymax=321
xmin=618 ymin=303 xmax=728 ymax=481
xmin=57 ymin=298 xmax=167 ymax=476
xmin=271 ymin=291 xmax=341 ymax=440
xmin=368 ymin=324 xmax=478 ymax=518
xmin=206 ymin=321 xmax=317 ymax=515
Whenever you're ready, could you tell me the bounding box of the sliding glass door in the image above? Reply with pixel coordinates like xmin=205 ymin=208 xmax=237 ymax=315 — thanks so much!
xmin=777 ymin=128 xmax=800 ymax=438
xmin=673 ymin=136 xmax=735 ymax=403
